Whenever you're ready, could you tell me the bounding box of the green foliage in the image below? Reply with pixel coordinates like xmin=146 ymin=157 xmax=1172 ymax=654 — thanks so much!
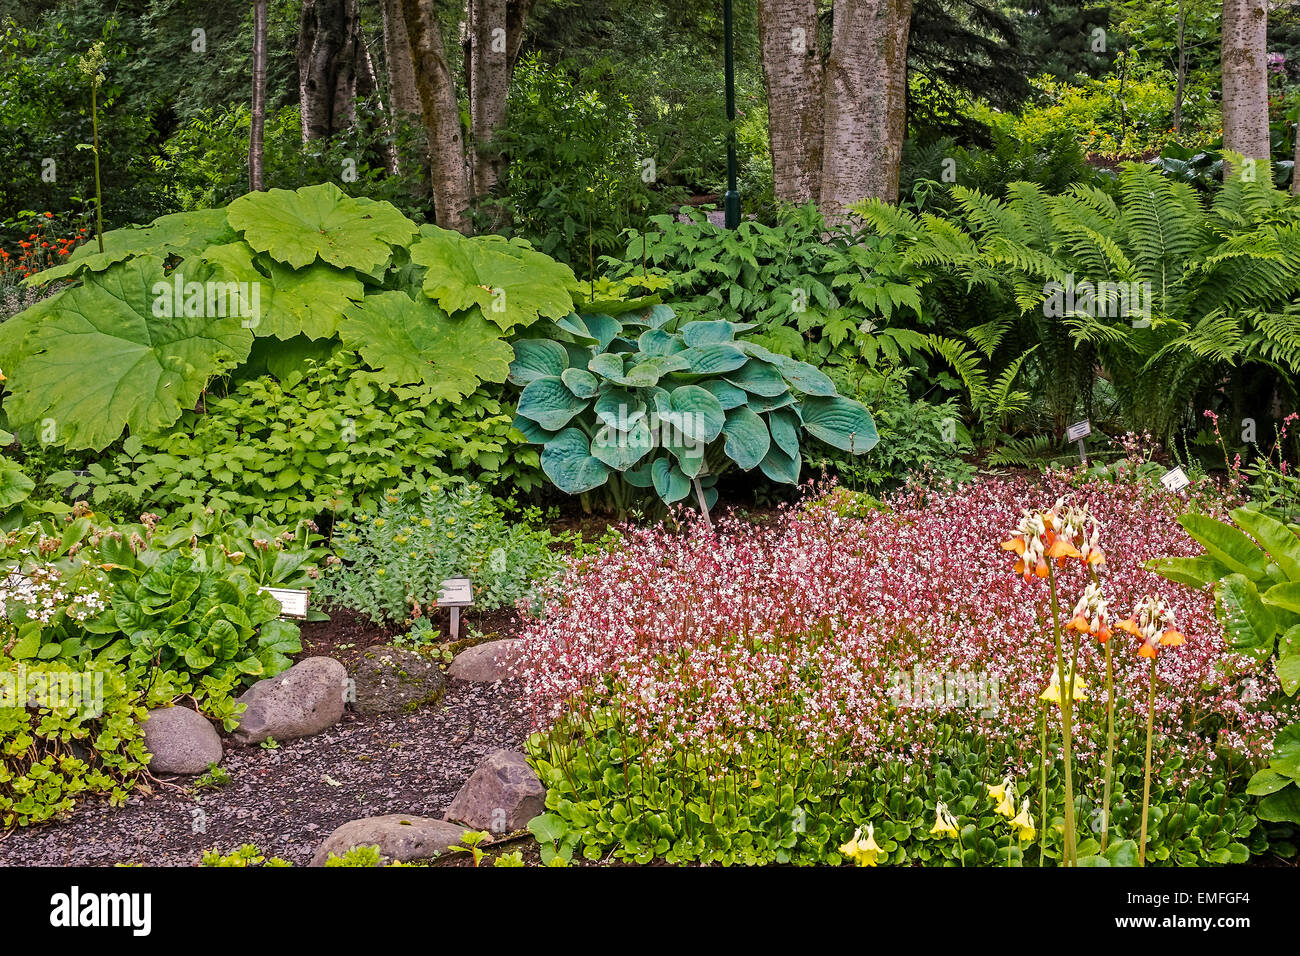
xmin=526 ymin=713 xmax=1258 ymax=866
xmin=1149 ymin=506 xmax=1300 ymax=695
xmin=200 ymin=844 xmax=293 ymax=867
xmin=0 ymin=429 xmax=34 ymax=524
xmin=1247 ymin=722 xmax=1300 ymax=825
xmin=2 ymin=183 xmax=579 ymax=455
xmin=0 ymin=659 xmax=149 ymax=828
xmin=510 ymin=305 xmax=877 ymax=512
xmin=55 ymin=350 xmax=539 ymax=524
xmin=316 ymin=481 xmax=571 ymax=627
xmin=855 ymin=164 xmax=1300 ymax=443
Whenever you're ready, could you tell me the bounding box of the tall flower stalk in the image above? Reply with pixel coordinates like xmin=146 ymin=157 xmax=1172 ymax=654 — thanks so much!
xmin=1117 ymin=594 xmax=1186 ymax=866
xmin=77 ymin=42 xmax=107 ymax=253
xmin=1067 ymin=580 xmax=1114 ymax=849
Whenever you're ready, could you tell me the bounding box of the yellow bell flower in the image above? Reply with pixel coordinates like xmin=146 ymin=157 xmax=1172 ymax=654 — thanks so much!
xmin=988 ymin=776 xmax=1016 ymax=818
xmin=839 ymin=824 xmax=885 ymax=866
xmin=1010 ymin=798 xmax=1036 ymax=842
xmin=1039 ymin=665 xmax=1087 ymax=704
xmin=929 ymin=802 xmax=959 ymax=839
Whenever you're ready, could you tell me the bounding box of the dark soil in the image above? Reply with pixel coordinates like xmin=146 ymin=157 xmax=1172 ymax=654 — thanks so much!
xmin=299 ymin=605 xmax=524 ymax=670
xmin=0 ymin=607 xmax=535 ymax=867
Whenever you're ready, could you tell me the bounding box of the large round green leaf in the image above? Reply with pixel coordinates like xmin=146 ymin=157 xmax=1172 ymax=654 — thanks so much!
xmin=561 ymin=367 xmax=601 ymax=398
xmin=517 ymin=375 xmax=590 ymax=430
xmin=721 ymin=407 xmax=771 ymax=471
xmin=681 ymin=319 xmax=751 ymax=346
xmin=594 ymin=389 xmax=646 ymax=430
xmin=541 ymin=428 xmax=612 ymax=493
xmin=411 ymin=226 xmax=578 ymax=331
xmin=681 ymin=343 xmax=748 ymax=375
xmin=188 ymin=241 xmax=364 ymax=340
xmin=662 ymin=385 xmax=725 ymax=444
xmin=509 ymin=339 xmax=569 ymax=385
xmin=340 ymin=291 xmax=512 ymax=400
xmin=767 ymin=407 xmax=801 ymax=459
xmin=592 ymin=418 xmax=654 ymax=470
xmin=651 ymin=457 xmax=691 ymax=503
xmin=800 ymin=396 xmax=879 ymax=453
xmin=24 ymin=208 xmax=236 ymax=286
xmin=228 ymin=183 xmax=416 ymax=272
xmin=725 ymin=359 xmax=790 ymax=397
xmin=701 ymin=379 xmax=749 ymax=410
xmin=2 ymin=256 xmax=253 ymax=450
xmin=759 ymin=443 xmax=801 ymax=484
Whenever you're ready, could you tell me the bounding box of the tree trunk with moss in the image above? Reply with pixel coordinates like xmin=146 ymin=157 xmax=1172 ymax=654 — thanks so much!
xmin=757 ymin=0 xmax=825 ymax=205
xmin=400 ymin=0 xmax=473 ymax=231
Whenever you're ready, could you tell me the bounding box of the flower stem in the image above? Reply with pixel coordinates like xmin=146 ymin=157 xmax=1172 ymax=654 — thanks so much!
xmin=1100 ymin=636 xmax=1115 ymax=852
xmin=1139 ymin=657 xmax=1156 ymax=866
xmin=1047 ymin=560 xmax=1076 ymax=866
xmin=1038 ymin=704 xmax=1048 ymax=865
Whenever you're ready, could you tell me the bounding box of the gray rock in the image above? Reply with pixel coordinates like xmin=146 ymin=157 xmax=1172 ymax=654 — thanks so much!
xmin=231 ymin=657 xmax=346 ymax=745
xmin=444 ymin=749 xmax=546 ymax=833
xmin=141 ymin=706 xmax=223 ymax=775
xmin=350 ymin=644 xmax=446 ymax=716
xmin=309 ymin=814 xmax=468 ymax=866
xmin=448 ymin=638 xmax=525 ymax=682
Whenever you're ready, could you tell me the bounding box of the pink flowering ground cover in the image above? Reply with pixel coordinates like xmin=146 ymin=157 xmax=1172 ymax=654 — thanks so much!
xmin=519 ymin=473 xmax=1298 ymax=781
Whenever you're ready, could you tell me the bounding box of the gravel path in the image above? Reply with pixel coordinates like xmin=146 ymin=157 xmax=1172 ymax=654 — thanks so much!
xmin=0 ymin=678 xmax=531 ymax=867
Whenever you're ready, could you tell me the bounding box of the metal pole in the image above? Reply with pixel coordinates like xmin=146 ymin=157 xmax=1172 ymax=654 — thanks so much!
xmin=723 ymin=0 xmax=741 ymax=228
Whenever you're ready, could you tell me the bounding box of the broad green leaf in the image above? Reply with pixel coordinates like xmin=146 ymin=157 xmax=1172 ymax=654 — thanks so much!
xmin=680 ymin=344 xmax=748 ymax=375
xmin=594 ymin=389 xmax=645 ymax=430
xmin=1231 ymin=507 xmax=1300 ymax=581
xmin=412 ymin=226 xmax=578 ymax=331
xmin=681 ymin=319 xmax=748 ymax=346
xmin=759 ymin=442 xmax=800 ymax=484
xmin=651 ymin=457 xmax=691 ymax=503
xmin=701 ymin=379 xmax=749 ymax=409
xmin=0 ymin=459 xmax=34 ymax=511
xmin=1257 ymin=786 xmax=1300 ymax=824
xmin=24 ymin=208 xmax=235 ymax=285
xmin=1247 ymin=768 xmax=1293 ymax=795
xmin=767 ymin=407 xmax=801 ymax=459
xmin=511 ymin=414 xmax=559 ymax=445
xmin=721 ymin=406 xmax=771 ymax=471
xmin=580 ymin=314 xmax=623 ymax=349
xmin=1263 ymin=582 xmax=1300 ymax=615
xmin=509 ymin=339 xmax=569 ymax=385
xmin=725 ymin=359 xmax=790 ymax=397
xmin=800 ymin=396 xmax=879 ymax=454
xmin=228 ymin=183 xmax=416 ymax=272
xmin=1216 ymin=573 xmax=1277 ymax=657
xmin=1277 ymin=652 xmax=1300 ymax=697
xmin=1178 ymin=514 xmax=1270 ymax=578
xmin=541 ymin=428 xmax=611 ymax=493
xmin=340 ymin=291 xmax=512 ymax=400
xmin=517 ymin=375 xmax=589 ymax=430
xmin=188 ymin=241 xmax=363 ymax=340
xmin=662 ymin=385 xmax=725 ymax=444
xmin=770 ymin=354 xmax=837 ymax=396
xmin=1146 ymin=555 xmax=1231 ymax=589
xmin=2 ymin=256 xmax=253 ymax=450
xmin=591 ymin=419 xmax=654 ymax=470
xmin=561 ymin=367 xmax=601 ymax=398
xmin=637 ymin=328 xmax=682 ymax=356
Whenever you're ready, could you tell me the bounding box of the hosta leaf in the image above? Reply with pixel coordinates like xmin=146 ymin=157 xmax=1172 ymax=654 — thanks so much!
xmin=594 ymin=389 xmax=646 ymax=429
xmin=591 ymin=418 xmax=654 ymax=470
xmin=24 ymin=208 xmax=236 ymax=285
xmin=681 ymin=319 xmax=749 ymax=346
xmin=580 ymin=314 xmax=623 ymax=350
xmin=561 ymin=367 xmax=601 ymax=398
xmin=1 ymin=256 xmax=253 ymax=450
xmin=589 ymin=352 xmax=625 ymax=379
xmin=651 ymin=457 xmax=691 ymax=503
xmin=800 ymin=396 xmax=879 ymax=454
xmin=767 ymin=407 xmax=801 ymax=459
xmin=412 ymin=227 xmax=578 ymax=331
xmin=517 ymin=375 xmax=589 ymax=430
xmin=701 ymin=379 xmax=749 ymax=410
xmin=340 ymin=291 xmax=512 ymax=400
xmin=511 ymin=414 xmax=559 ymax=445
xmin=680 ymin=344 xmax=748 ymax=375
xmin=759 ymin=442 xmax=800 ymax=484
xmin=662 ymin=385 xmax=725 ymax=444
xmin=509 ymin=339 xmax=569 ymax=385
xmin=541 ymin=428 xmax=611 ymax=493
xmin=228 ymin=183 xmax=416 ymax=272
xmin=725 ymin=359 xmax=790 ymax=397
xmin=638 ymin=328 xmax=682 ymax=356
xmin=607 ymin=354 xmax=689 ymax=388
xmin=188 ymin=241 xmax=363 ymax=340
xmin=770 ymin=355 xmax=836 ymax=396
xmin=721 ymin=406 xmax=771 ymax=470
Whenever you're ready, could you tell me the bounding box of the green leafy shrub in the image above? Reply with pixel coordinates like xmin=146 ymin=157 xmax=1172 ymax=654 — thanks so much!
xmin=316 ymin=481 xmax=571 ymax=626
xmin=52 ymin=350 xmax=540 ymax=524
xmin=200 ymin=844 xmax=294 ymax=867
xmin=0 ymin=659 xmax=149 ymax=828
xmin=1248 ymin=721 xmax=1300 ymax=826
xmin=0 ymin=183 xmax=580 ymax=453
xmin=510 ymin=305 xmax=878 ymax=513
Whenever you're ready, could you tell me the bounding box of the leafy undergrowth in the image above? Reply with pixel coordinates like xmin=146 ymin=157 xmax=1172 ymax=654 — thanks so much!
xmin=517 ymin=474 xmax=1298 ymax=865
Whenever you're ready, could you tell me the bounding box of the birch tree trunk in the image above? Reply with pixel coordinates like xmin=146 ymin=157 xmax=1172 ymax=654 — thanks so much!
xmin=400 ymin=0 xmax=473 ymax=231
xmin=467 ymin=0 xmax=509 ymax=196
xmin=1221 ymin=0 xmax=1270 ymax=174
xmin=298 ymin=0 xmax=362 ymax=141
xmin=249 ymin=0 xmax=268 ymax=191
xmin=756 ymin=0 xmax=824 ymax=205
xmin=819 ymin=0 xmax=912 ymax=221
xmin=380 ymin=0 xmax=421 ymax=116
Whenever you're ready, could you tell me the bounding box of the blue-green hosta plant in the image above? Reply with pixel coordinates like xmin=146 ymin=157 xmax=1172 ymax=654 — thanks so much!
xmin=510 ymin=305 xmax=878 ymax=514
xmin=1148 ymin=506 xmax=1300 ymax=696
xmin=0 ymin=184 xmax=580 ymax=451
